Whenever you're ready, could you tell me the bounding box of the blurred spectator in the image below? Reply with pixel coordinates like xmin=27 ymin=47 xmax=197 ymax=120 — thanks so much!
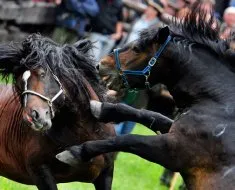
xmin=126 ymin=0 xmax=164 ymax=43
xmin=52 ymin=0 xmax=99 ymax=44
xmin=230 ymin=0 xmax=235 ymax=6
xmin=220 ymin=7 xmax=235 ymax=39
xmin=32 ymin=0 xmax=54 ymax=2
xmin=122 ymin=0 xmax=147 ymax=13
xmin=88 ymin=0 xmax=123 ymax=62
xmin=215 ymin=0 xmax=230 ymax=19
xmin=165 ymin=0 xmax=187 ymax=16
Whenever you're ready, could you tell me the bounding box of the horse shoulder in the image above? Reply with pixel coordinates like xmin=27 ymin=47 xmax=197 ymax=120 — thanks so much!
xmin=0 ymin=85 xmax=35 ymax=175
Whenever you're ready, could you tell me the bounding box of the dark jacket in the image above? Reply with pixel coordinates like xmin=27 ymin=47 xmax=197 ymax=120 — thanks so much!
xmin=89 ymin=0 xmax=123 ymax=35
xmin=56 ymin=0 xmax=99 ymax=36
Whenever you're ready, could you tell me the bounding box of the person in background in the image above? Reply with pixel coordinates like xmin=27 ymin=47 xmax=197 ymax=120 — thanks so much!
xmin=165 ymin=0 xmax=188 ymax=16
xmin=220 ymin=7 xmax=235 ymax=39
xmin=52 ymin=0 xmax=99 ymax=44
xmin=88 ymin=0 xmax=123 ymax=62
xmin=126 ymin=0 xmax=164 ymax=43
xmin=214 ymin=0 xmax=230 ymax=19
xmin=230 ymin=0 xmax=235 ymax=6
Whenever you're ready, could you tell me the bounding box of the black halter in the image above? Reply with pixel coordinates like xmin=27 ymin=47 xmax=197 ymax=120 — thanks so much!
xmin=113 ymin=36 xmax=172 ymax=89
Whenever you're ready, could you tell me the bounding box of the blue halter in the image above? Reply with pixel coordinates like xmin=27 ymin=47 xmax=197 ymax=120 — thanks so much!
xmin=113 ymin=35 xmax=172 ymax=88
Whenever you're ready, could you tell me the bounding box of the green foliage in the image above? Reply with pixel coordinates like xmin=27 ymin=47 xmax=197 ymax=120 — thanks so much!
xmin=0 ymin=125 xmax=183 ymax=190
xmin=0 ymin=75 xmax=12 ymax=84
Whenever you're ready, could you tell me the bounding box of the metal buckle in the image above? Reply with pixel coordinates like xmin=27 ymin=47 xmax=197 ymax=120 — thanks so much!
xmin=145 ymin=72 xmax=151 ymax=89
xmin=148 ymin=57 xmax=157 ymax=67
xmin=119 ymin=70 xmax=124 ymax=76
xmin=145 ymin=81 xmax=150 ymax=89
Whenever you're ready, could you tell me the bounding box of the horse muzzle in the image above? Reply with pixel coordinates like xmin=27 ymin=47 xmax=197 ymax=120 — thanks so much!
xmin=23 ymin=107 xmax=52 ymax=132
xmin=98 ymin=62 xmax=123 ymax=90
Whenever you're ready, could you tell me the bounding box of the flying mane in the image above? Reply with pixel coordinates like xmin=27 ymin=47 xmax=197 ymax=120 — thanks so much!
xmin=137 ymin=4 xmax=234 ymax=59
xmin=0 ymin=34 xmax=106 ymax=110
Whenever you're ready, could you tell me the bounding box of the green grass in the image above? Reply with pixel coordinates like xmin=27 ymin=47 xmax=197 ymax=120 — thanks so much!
xmin=0 ymin=125 xmax=183 ymax=190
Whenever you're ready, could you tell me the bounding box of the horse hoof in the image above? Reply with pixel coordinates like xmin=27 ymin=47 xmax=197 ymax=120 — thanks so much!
xmin=90 ymin=100 xmax=102 ymax=119
xmin=56 ymin=150 xmax=79 ymax=166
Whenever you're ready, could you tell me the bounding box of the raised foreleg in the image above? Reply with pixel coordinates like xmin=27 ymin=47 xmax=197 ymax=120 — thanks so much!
xmin=90 ymin=100 xmax=173 ymax=133
xmin=56 ymin=134 xmax=180 ymax=171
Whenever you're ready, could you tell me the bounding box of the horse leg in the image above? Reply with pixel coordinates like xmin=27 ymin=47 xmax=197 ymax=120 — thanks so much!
xmin=90 ymin=101 xmax=173 ymax=133
xmin=57 ymin=134 xmax=180 ymax=171
xmin=28 ymin=164 xmax=57 ymax=190
xmin=93 ymin=166 xmax=114 ymax=190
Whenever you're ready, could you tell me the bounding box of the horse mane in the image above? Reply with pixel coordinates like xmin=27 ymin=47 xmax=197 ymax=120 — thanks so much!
xmin=138 ymin=3 xmax=233 ymax=60
xmin=170 ymin=3 xmax=229 ymax=56
xmin=0 ymin=34 xmax=106 ymax=110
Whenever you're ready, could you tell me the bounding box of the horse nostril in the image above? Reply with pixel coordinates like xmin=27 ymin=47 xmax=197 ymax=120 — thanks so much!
xmin=31 ymin=110 xmax=40 ymax=121
xmin=46 ymin=110 xmax=49 ymax=116
xmin=96 ymin=64 xmax=99 ymax=71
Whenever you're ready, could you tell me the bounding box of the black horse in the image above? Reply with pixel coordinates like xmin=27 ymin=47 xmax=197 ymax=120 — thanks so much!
xmin=57 ymin=5 xmax=235 ymax=190
xmin=0 ymin=34 xmax=116 ymax=190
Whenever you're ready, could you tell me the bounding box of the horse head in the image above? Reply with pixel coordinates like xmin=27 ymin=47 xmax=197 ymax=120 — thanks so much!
xmin=99 ymin=26 xmax=172 ymax=91
xmin=0 ymin=34 xmax=99 ymax=132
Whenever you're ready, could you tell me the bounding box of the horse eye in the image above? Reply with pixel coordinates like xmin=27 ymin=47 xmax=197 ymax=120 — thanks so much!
xmin=40 ymin=72 xmax=46 ymax=78
xmin=132 ymin=46 xmax=140 ymax=53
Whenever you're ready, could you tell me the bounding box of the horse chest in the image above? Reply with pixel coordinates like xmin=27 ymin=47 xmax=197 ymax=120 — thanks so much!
xmin=170 ymin=109 xmax=235 ymax=170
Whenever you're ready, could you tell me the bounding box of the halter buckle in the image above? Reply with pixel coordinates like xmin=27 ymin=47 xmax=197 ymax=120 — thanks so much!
xmin=148 ymin=57 xmax=157 ymax=67
xmin=119 ymin=70 xmax=124 ymax=76
xmin=48 ymin=100 xmax=52 ymax=107
xmin=145 ymin=72 xmax=151 ymax=89
xmin=145 ymin=81 xmax=150 ymax=89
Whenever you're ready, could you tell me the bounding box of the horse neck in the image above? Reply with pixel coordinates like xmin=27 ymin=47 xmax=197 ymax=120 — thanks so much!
xmin=0 ymin=85 xmax=33 ymax=159
xmin=0 ymin=85 xmax=24 ymax=131
xmin=48 ymin=80 xmax=103 ymax=144
xmin=163 ymin=45 xmax=235 ymax=108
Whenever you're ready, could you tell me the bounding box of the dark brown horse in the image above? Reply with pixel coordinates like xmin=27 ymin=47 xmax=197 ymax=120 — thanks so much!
xmin=57 ymin=6 xmax=235 ymax=190
xmin=0 ymin=34 xmax=115 ymax=190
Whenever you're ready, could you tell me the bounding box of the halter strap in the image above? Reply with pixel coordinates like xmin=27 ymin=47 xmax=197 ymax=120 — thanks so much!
xmin=22 ymin=89 xmax=63 ymax=104
xmin=114 ymin=35 xmax=172 ymax=88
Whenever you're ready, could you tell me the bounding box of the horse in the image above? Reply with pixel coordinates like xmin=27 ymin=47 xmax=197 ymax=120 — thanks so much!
xmin=56 ymin=5 xmax=235 ymax=190
xmin=0 ymin=34 xmax=115 ymax=190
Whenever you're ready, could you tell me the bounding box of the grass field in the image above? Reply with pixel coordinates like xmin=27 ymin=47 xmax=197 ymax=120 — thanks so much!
xmin=0 ymin=124 xmax=183 ymax=190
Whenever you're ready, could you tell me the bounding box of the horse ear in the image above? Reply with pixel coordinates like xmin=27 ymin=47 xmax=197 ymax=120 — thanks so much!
xmin=158 ymin=26 xmax=170 ymax=44
xmin=73 ymin=39 xmax=93 ymax=54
